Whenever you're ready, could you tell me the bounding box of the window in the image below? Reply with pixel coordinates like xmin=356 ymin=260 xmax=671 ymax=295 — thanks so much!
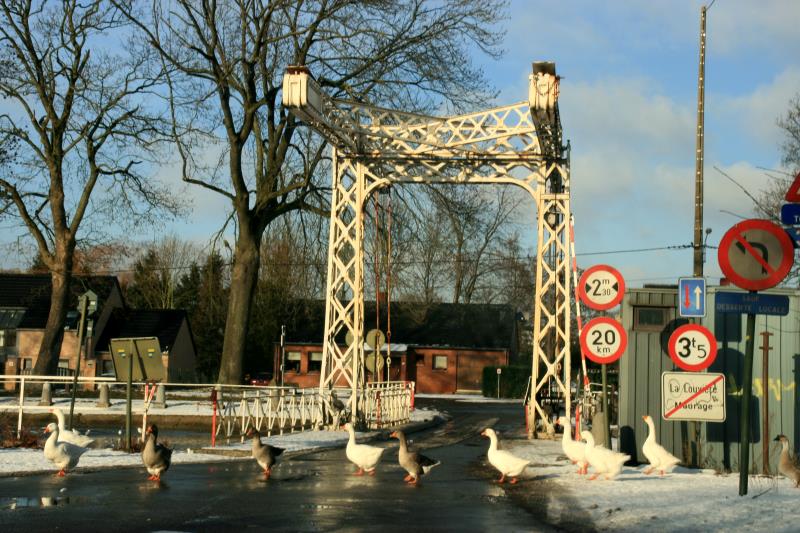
xmin=285 ymin=351 xmax=301 ymax=373
xmin=308 ymin=352 xmax=323 ymax=373
xmin=416 ymin=355 xmax=425 ymax=366
xmin=20 ymin=358 xmax=33 ymax=375
xmin=57 ymin=359 xmax=72 ymax=377
xmin=633 ymin=306 xmax=669 ymax=331
xmin=101 ymin=359 xmax=115 ymax=377
xmin=433 ymin=355 xmax=448 ymax=370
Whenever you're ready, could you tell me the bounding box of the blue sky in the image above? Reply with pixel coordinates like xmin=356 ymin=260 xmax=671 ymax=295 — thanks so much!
xmin=484 ymin=0 xmax=800 ymax=286
xmin=3 ymin=0 xmax=799 ymax=290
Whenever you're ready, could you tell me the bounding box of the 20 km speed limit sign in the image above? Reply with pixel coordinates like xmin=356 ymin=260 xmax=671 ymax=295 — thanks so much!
xmin=580 ymin=317 xmax=627 ymax=364
xmin=668 ymin=324 xmax=718 ymax=372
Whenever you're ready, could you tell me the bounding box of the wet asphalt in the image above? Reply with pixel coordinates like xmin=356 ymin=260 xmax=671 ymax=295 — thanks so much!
xmin=0 ymin=399 xmax=558 ymax=532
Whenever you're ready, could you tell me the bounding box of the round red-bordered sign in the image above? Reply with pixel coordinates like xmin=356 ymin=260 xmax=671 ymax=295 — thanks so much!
xmin=578 ymin=264 xmax=625 ymax=311
xmin=717 ymin=219 xmax=794 ymax=291
xmin=580 ymin=317 xmax=627 ymax=364
xmin=668 ymin=324 xmax=718 ymax=372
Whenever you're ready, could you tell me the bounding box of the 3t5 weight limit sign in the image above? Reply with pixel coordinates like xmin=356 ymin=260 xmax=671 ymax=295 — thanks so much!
xmin=668 ymin=324 xmax=717 ymax=372
xmin=580 ymin=317 xmax=627 ymax=364
xmin=718 ymin=219 xmax=794 ymax=291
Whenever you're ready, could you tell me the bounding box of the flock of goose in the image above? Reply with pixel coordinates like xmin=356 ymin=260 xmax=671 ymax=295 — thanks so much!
xmin=38 ymin=409 xmax=800 ymax=487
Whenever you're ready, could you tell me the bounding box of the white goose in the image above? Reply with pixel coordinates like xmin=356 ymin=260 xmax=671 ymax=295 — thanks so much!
xmin=557 ymin=416 xmax=588 ymax=475
xmin=50 ymin=407 xmax=95 ymax=448
xmin=43 ymin=422 xmax=89 ymax=476
xmin=641 ymin=415 xmax=680 ymax=475
xmin=481 ymin=428 xmax=531 ymax=484
xmin=581 ymin=430 xmax=629 ymax=480
xmin=341 ymin=422 xmax=384 ymax=475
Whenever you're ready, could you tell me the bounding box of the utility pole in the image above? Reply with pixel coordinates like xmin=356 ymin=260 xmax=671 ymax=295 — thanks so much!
xmin=693 ymin=4 xmax=708 ymax=278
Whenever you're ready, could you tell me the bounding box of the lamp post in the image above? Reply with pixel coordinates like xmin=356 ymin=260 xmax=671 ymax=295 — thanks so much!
xmin=68 ymin=290 xmax=97 ymax=430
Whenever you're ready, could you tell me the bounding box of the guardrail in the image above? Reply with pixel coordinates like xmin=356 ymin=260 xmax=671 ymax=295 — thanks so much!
xmin=212 ymin=386 xmax=324 ymax=443
xmin=363 ymin=381 xmax=414 ymax=429
xmin=1 ymin=375 xmax=416 ymax=443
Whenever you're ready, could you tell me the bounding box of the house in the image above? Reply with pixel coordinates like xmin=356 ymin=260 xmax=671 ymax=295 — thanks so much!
xmin=1 ymin=273 xmax=124 ymax=388
xmin=274 ymin=300 xmax=518 ymax=393
xmin=0 ymin=273 xmax=197 ymax=387
xmin=94 ymin=308 xmax=197 ymax=383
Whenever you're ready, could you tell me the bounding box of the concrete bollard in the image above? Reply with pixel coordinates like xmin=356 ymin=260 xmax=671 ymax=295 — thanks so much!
xmin=96 ymin=383 xmax=110 ymax=408
xmin=154 ymin=383 xmax=167 ymax=409
xmin=38 ymin=382 xmax=53 ymax=406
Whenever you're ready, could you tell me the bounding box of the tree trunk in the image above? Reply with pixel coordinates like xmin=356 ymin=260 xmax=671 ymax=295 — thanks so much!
xmin=217 ymin=224 xmax=261 ymax=384
xmin=32 ymin=263 xmax=72 ymax=375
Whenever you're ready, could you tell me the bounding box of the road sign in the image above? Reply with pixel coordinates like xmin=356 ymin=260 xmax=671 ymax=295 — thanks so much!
xmin=785 ymin=171 xmax=800 ymax=202
xmin=715 ymin=291 xmax=790 ymax=316
xmin=580 ymin=317 xmax=627 ymax=364
xmin=717 ymin=219 xmax=794 ymax=291
xmin=780 ymin=203 xmax=800 ymax=225
xmin=785 ymin=226 xmax=800 ymax=246
xmin=578 ymin=264 xmax=625 ymax=310
xmin=662 ymin=372 xmax=725 ymax=422
xmin=678 ymin=277 xmax=706 ymax=317
xmin=668 ymin=324 xmax=718 ymax=371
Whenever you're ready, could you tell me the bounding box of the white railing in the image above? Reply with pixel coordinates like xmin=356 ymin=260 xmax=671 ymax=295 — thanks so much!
xmin=363 ymin=381 xmax=414 ymax=429
xmin=212 ymin=386 xmax=325 ymax=443
xmin=1 ymin=375 xmax=416 ymax=442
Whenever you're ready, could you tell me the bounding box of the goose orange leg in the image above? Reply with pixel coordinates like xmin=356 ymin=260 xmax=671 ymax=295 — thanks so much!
xmin=353 ymin=468 xmax=364 ymax=476
xmin=56 ymin=469 xmax=66 ymax=477
xmin=497 ymin=474 xmax=506 ymax=484
xmin=510 ymin=477 xmax=519 ymax=484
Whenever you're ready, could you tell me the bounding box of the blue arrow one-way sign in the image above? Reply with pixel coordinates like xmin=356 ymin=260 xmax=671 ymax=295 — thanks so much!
xmin=678 ymin=277 xmax=706 ymax=317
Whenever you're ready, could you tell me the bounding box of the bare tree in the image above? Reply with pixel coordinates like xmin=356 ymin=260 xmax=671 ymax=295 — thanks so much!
xmin=428 ymin=185 xmax=522 ymax=304
xmin=125 ymin=235 xmax=201 ymax=309
xmin=0 ymin=0 xmax=179 ymax=374
xmin=116 ymin=0 xmax=506 ymax=383
xmin=779 ymin=93 xmax=800 ymax=174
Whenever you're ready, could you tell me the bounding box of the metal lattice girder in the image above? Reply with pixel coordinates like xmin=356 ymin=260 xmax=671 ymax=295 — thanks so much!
xmin=284 ymin=64 xmax=571 ymax=429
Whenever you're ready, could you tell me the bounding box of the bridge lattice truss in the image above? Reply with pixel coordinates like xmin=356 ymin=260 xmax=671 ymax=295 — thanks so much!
xmin=283 ymin=67 xmax=571 ymax=434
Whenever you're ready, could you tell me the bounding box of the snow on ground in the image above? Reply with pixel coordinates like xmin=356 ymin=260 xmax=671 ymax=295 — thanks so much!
xmin=503 ymin=437 xmax=800 ymax=532
xmin=0 ymin=406 xmax=442 ymax=476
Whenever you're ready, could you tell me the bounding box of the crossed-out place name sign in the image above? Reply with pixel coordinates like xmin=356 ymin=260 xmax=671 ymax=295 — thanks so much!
xmin=661 ymin=372 xmax=726 ymax=422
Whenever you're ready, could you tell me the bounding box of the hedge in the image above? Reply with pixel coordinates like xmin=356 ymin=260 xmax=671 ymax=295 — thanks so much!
xmin=482 ymin=365 xmax=529 ymax=399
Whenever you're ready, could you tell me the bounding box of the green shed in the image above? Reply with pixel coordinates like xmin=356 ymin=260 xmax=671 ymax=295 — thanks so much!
xmin=618 ymin=285 xmax=799 ymax=473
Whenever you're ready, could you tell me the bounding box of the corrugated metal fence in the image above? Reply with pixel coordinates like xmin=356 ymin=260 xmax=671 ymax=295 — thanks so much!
xmin=619 ymin=286 xmax=798 ymax=473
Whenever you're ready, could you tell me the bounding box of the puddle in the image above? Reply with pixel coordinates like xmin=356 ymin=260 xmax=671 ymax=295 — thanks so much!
xmin=2 ymin=495 xmax=91 ymax=509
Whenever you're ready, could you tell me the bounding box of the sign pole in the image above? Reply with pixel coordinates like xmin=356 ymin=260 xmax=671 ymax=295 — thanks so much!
xmin=68 ymin=295 xmax=89 ymax=431
xmin=738 ymin=309 xmax=756 ymax=496
xmin=760 ymin=331 xmax=773 ymax=475
xmin=126 ymin=340 xmax=134 ymax=452
xmin=601 ymin=362 xmax=610 ymax=448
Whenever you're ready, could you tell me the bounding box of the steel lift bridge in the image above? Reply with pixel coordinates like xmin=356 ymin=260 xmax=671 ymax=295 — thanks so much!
xmin=282 ymin=62 xmax=571 ymax=436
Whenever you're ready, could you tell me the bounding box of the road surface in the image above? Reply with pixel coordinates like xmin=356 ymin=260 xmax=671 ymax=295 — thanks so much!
xmin=0 ymin=399 xmax=555 ymax=532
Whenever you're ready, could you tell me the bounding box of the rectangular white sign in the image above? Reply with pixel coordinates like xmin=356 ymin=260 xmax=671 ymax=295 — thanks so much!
xmin=661 ymin=372 xmax=725 ymax=422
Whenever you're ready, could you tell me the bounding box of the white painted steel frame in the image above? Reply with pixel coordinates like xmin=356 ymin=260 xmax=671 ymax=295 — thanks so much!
xmin=283 ymin=70 xmax=571 ymax=432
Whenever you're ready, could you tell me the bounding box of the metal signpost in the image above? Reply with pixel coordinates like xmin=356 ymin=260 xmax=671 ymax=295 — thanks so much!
xmin=661 ymin=372 xmax=725 ymax=422
xmin=67 ymin=290 xmax=97 ymax=430
xmin=717 ymin=218 xmax=794 ymax=496
xmin=109 ymin=337 xmax=165 ymax=451
xmin=580 ymin=316 xmax=627 ymax=448
xmin=678 ymin=277 xmax=706 ymax=318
